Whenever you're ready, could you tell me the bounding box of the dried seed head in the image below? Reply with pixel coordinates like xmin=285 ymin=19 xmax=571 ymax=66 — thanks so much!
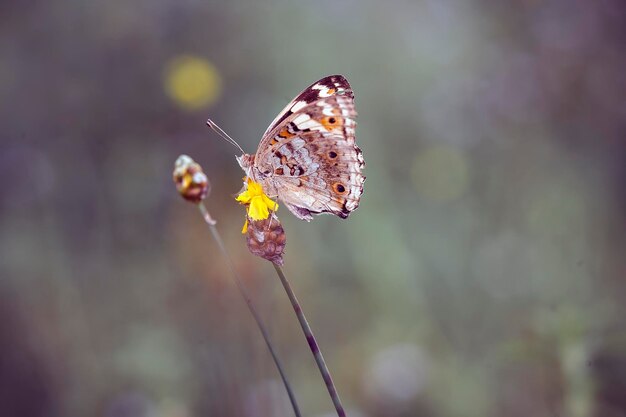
xmin=246 ymin=213 xmax=286 ymax=265
xmin=173 ymin=155 xmax=209 ymax=203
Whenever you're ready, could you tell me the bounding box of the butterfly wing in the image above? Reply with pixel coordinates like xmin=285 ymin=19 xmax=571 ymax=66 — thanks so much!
xmin=254 ymin=75 xmax=365 ymax=221
xmin=270 ymin=129 xmax=365 ymax=221
xmin=261 ymin=75 xmax=353 ymax=138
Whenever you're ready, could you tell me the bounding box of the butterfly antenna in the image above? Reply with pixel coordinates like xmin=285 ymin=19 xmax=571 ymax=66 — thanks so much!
xmin=207 ymin=118 xmax=245 ymax=154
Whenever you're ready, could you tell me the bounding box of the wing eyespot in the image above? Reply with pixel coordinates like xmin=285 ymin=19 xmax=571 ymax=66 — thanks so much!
xmin=320 ymin=116 xmax=344 ymax=131
xmin=333 ymin=183 xmax=347 ymax=194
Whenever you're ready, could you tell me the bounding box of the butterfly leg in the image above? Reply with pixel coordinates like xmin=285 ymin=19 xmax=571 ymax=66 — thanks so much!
xmin=263 ymin=197 xmax=280 ymax=231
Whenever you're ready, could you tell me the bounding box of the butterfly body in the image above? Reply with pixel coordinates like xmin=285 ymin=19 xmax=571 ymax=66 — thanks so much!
xmin=238 ymin=75 xmax=365 ymax=221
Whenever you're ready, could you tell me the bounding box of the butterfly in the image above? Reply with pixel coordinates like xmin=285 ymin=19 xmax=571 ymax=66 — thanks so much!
xmin=213 ymin=75 xmax=365 ymax=221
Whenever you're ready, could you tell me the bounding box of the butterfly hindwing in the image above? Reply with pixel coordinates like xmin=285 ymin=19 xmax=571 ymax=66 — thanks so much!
xmin=271 ymin=129 xmax=365 ymax=220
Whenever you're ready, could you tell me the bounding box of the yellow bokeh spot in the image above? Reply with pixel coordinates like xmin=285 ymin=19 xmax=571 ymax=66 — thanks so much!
xmin=411 ymin=145 xmax=470 ymax=202
xmin=164 ymin=55 xmax=221 ymax=110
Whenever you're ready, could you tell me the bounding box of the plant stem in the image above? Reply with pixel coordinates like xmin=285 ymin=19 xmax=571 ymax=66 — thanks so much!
xmin=197 ymin=203 xmax=302 ymax=417
xmin=272 ymin=262 xmax=346 ymax=417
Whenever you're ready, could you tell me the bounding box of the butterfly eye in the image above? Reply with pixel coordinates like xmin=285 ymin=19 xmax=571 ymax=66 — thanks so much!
xmin=328 ymin=117 xmax=336 ymax=124
xmin=328 ymin=151 xmax=338 ymax=159
xmin=333 ymin=183 xmax=347 ymax=194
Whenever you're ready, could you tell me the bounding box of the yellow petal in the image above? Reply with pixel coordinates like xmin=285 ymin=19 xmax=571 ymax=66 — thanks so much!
xmin=247 ymin=181 xmax=264 ymax=196
xmin=241 ymin=218 xmax=248 ymax=234
xmin=236 ymin=190 xmax=252 ymax=204
xmin=248 ymin=196 xmax=270 ymax=220
xmin=261 ymin=194 xmax=278 ymax=212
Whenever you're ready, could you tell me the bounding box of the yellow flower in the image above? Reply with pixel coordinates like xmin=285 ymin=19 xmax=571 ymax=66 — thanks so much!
xmin=236 ymin=178 xmax=278 ymax=233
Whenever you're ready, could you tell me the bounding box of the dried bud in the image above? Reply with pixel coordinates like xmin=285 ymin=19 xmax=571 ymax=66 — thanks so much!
xmin=245 ymin=213 xmax=286 ymax=265
xmin=173 ymin=155 xmax=209 ymax=203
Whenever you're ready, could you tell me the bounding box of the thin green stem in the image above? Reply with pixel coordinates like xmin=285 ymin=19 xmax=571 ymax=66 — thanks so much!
xmin=272 ymin=262 xmax=346 ymax=417
xmin=197 ymin=203 xmax=302 ymax=417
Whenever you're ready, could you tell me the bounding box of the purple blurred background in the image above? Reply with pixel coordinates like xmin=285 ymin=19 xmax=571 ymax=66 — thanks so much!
xmin=1 ymin=1 xmax=626 ymax=416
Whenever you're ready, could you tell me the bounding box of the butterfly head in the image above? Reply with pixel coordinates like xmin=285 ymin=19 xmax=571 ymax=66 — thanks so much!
xmin=236 ymin=153 xmax=257 ymax=179
xmin=236 ymin=153 xmax=253 ymax=168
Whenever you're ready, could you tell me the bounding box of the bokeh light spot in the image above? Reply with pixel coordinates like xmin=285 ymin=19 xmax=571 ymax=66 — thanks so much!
xmin=164 ymin=55 xmax=221 ymax=110
xmin=410 ymin=145 xmax=470 ymax=202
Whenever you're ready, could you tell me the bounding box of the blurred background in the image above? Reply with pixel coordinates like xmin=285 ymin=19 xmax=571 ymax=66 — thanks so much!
xmin=1 ymin=0 xmax=626 ymax=416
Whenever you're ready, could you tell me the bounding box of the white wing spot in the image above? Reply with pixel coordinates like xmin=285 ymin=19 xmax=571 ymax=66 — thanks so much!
xmin=290 ymin=100 xmax=307 ymax=112
xmin=297 ymin=119 xmax=323 ymax=130
xmin=293 ymin=113 xmax=311 ymax=125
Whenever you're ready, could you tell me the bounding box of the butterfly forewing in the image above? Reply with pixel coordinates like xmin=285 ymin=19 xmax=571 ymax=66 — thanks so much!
xmin=261 ymin=75 xmax=354 ymax=139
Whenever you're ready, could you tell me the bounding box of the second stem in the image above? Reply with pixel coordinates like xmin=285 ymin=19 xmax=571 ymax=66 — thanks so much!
xmin=272 ymin=262 xmax=346 ymax=417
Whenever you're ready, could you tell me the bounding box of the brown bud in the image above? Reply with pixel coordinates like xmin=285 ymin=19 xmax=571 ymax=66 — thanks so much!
xmin=245 ymin=213 xmax=286 ymax=265
xmin=173 ymin=155 xmax=209 ymax=203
